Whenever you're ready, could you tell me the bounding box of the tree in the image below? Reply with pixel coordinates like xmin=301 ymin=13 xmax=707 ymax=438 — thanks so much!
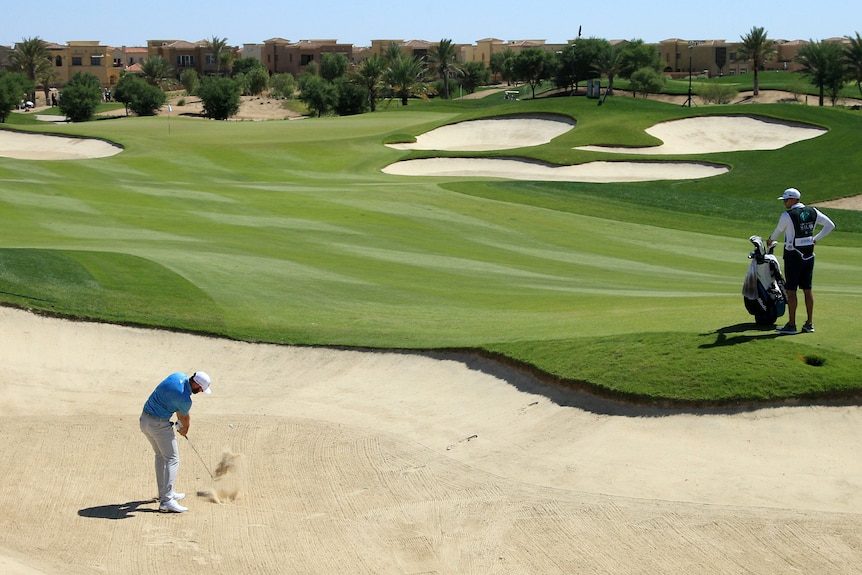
xmin=269 ymin=73 xmax=297 ymax=99
xmin=844 ymin=32 xmax=862 ymax=98
xmin=207 ymin=36 xmax=229 ymax=76
xmin=36 ymin=65 xmax=60 ymax=107
xmin=489 ymin=49 xmax=516 ymax=85
xmin=618 ymin=39 xmax=662 ymax=79
xmin=385 ymin=54 xmax=430 ymax=106
xmin=553 ymin=44 xmax=576 ymax=93
xmin=352 ymin=54 xmax=385 ymax=111
xmin=333 ymin=78 xmax=368 ymax=116
xmin=113 ymin=73 xmax=166 ymax=116
xmin=198 ymin=75 xmax=241 ymax=119
xmin=180 ymin=69 xmax=200 ymax=96
xmin=140 ymin=55 xmax=173 ymax=87
xmin=0 ymin=71 xmax=32 ymax=122
xmin=428 ymin=38 xmax=462 ymax=99
xmin=460 ymin=61 xmax=491 ymax=93
xmin=232 ymin=58 xmax=269 ymax=96
xmin=230 ymin=57 xmax=262 ymax=77
xmin=594 ymin=43 xmax=623 ymax=95
xmin=382 ymin=42 xmax=404 ymax=67
xmin=319 ymin=53 xmax=349 ymax=83
xmin=58 ymin=72 xmax=102 ymax=122
xmin=629 ymin=66 xmax=666 ymax=98
xmin=738 ymin=26 xmax=776 ymax=96
xmin=513 ymin=47 xmax=555 ymax=98
xmin=6 ymin=37 xmax=51 ymax=102
xmin=298 ymin=73 xmax=336 ymax=117
xmin=573 ymin=37 xmax=610 ymax=85
xmin=244 ymin=66 xmax=269 ymax=96
xmin=795 ymin=40 xmax=846 ymax=106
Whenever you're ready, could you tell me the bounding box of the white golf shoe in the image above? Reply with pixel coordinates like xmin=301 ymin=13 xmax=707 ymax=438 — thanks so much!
xmin=159 ymin=499 xmax=188 ymax=513
xmin=154 ymin=492 xmax=186 ymax=501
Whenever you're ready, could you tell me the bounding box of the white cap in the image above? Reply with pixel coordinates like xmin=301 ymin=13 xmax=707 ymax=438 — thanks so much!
xmin=192 ymin=371 xmax=212 ymax=394
xmin=779 ymin=188 xmax=801 ymax=200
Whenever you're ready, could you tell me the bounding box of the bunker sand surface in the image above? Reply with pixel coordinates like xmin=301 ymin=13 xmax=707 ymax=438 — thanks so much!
xmin=1 ymin=306 xmax=861 ymax=575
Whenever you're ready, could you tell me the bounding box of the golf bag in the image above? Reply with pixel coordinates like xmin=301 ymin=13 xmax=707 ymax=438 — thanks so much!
xmin=742 ymin=235 xmax=787 ymax=325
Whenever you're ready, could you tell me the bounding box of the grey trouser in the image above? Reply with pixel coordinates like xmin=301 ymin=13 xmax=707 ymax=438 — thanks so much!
xmin=139 ymin=411 xmax=179 ymax=505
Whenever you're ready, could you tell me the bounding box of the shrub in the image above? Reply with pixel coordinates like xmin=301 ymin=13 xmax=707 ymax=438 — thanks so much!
xmin=114 ymin=73 xmax=167 ymax=116
xmin=699 ymin=83 xmax=738 ymax=104
xmin=198 ymin=76 xmax=241 ymax=120
xmin=0 ymin=71 xmax=32 ymax=123
xmin=58 ymin=72 xmax=102 ymax=122
xmin=180 ymin=69 xmax=200 ymax=97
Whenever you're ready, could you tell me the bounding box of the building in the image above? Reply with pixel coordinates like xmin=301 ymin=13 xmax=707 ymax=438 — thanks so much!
xmin=657 ymin=37 xmax=849 ymax=78
xmin=148 ymin=39 xmax=242 ymax=77
xmin=261 ymin=38 xmax=353 ymax=76
xmin=43 ymin=40 xmax=119 ymax=88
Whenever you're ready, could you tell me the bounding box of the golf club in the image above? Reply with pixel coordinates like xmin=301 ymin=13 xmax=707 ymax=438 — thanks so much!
xmin=175 ymin=421 xmax=215 ymax=480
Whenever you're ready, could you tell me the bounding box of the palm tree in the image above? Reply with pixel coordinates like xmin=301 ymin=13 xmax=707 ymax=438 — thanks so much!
xmin=382 ymin=42 xmax=404 ymax=67
xmin=795 ymin=40 xmax=846 ymax=106
xmin=428 ymin=38 xmax=462 ymax=99
xmin=140 ymin=55 xmax=174 ymax=87
xmin=385 ymin=55 xmax=429 ymax=106
xmin=7 ymin=37 xmax=51 ymax=102
xmin=352 ymin=54 xmax=385 ymax=111
xmin=208 ymin=36 xmax=229 ymax=76
xmin=593 ymin=43 xmax=623 ymax=95
xmin=844 ymin=32 xmax=862 ymax=98
xmin=738 ymin=26 xmax=776 ymax=96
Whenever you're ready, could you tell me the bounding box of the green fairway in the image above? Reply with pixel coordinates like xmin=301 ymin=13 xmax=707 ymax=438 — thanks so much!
xmin=1 ymin=94 xmax=860 ymax=404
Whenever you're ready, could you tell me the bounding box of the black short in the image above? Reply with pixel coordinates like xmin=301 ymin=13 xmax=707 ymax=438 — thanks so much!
xmin=783 ymin=250 xmax=814 ymax=290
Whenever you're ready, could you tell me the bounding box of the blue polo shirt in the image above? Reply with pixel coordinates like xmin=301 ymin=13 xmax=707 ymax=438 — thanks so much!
xmin=143 ymin=372 xmax=193 ymax=420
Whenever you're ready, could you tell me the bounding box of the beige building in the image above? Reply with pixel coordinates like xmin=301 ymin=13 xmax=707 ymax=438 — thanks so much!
xmin=147 ymin=39 xmax=242 ymax=77
xmin=657 ymin=37 xmax=844 ymax=78
xmin=44 ymin=40 xmax=120 ymax=88
xmin=261 ymin=38 xmax=353 ymax=76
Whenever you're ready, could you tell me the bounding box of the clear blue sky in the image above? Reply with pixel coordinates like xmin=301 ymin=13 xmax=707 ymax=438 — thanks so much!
xmin=4 ymin=0 xmax=856 ymax=49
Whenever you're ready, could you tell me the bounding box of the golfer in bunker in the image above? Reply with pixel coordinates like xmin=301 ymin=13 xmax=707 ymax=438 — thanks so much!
xmin=140 ymin=371 xmax=212 ymax=513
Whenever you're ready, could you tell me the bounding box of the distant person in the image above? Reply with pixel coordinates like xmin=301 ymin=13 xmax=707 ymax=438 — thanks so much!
xmin=767 ymin=188 xmax=835 ymax=335
xmin=140 ymin=371 xmax=212 ymax=513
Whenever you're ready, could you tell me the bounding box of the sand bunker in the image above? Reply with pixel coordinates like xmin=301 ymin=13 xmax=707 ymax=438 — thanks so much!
xmin=0 ymin=130 xmax=122 ymax=160
xmin=576 ymin=115 xmax=827 ymax=155
xmin=386 ymin=114 xmax=575 ymax=151
xmin=383 ymin=157 xmax=728 ymax=182
xmin=384 ymin=114 xmax=827 ymax=182
xmin=2 ymin=306 xmax=861 ymax=574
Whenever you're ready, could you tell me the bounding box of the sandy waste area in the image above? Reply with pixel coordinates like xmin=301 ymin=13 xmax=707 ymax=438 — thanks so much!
xmin=1 ymin=92 xmax=861 ymax=574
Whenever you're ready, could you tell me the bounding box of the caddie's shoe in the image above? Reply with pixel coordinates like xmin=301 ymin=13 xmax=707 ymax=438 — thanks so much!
xmin=776 ymin=323 xmax=798 ymax=335
xmin=170 ymin=492 xmax=186 ymax=501
xmin=159 ymin=499 xmax=188 ymax=513
xmin=802 ymin=322 xmax=815 ymax=333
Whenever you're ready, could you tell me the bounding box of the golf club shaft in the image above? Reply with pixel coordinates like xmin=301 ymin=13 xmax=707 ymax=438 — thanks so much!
xmin=184 ymin=435 xmax=215 ymax=480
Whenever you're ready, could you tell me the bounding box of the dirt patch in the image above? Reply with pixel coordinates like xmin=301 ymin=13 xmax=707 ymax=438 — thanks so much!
xmin=163 ymin=95 xmax=304 ymax=121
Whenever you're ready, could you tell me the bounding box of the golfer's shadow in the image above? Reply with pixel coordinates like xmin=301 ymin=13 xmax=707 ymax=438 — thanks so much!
xmin=78 ymin=499 xmax=157 ymax=520
xmin=699 ymin=322 xmax=781 ymax=348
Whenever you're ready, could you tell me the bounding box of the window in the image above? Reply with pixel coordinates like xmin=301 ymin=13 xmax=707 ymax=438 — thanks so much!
xmin=177 ymin=55 xmax=194 ymax=67
xmin=300 ymin=54 xmax=314 ymax=66
xmin=90 ymin=55 xmax=102 ymax=66
xmin=206 ymin=54 xmax=216 ymax=65
xmin=72 ymin=57 xmax=82 ymax=66
xmin=55 ymin=56 xmax=62 ymax=66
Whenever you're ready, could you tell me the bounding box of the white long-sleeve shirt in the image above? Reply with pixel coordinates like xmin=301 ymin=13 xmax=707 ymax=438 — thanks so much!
xmin=768 ymin=202 xmax=835 ymax=259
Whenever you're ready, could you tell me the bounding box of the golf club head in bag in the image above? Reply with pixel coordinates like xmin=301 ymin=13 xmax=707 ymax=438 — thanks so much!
xmin=743 ymin=235 xmax=786 ymax=325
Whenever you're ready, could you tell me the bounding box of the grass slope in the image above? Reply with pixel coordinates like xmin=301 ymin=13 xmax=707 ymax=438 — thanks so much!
xmin=1 ymin=93 xmax=860 ymax=405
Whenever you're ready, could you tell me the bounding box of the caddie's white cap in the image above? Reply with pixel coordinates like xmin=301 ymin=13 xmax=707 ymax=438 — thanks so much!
xmin=192 ymin=371 xmax=212 ymax=394
xmin=779 ymin=188 xmax=801 ymax=200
